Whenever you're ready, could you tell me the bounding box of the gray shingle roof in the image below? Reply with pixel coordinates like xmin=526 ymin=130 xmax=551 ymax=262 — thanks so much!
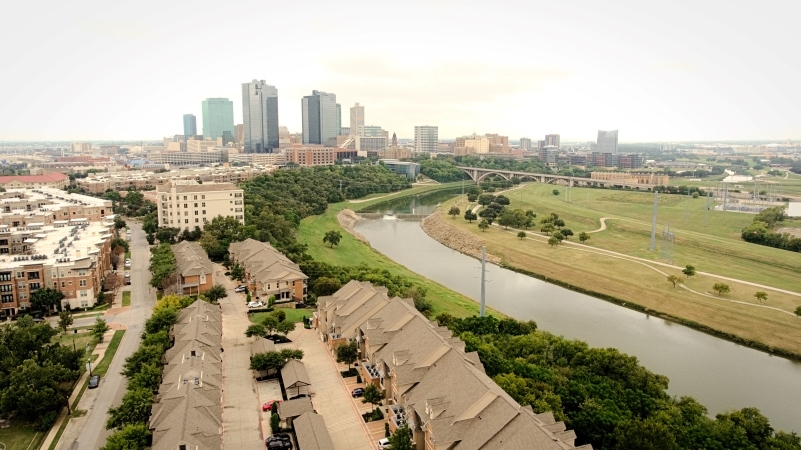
xmin=173 ymin=241 xmax=215 ymax=277
xmin=278 ymin=397 xmax=314 ymax=420
xmin=281 ymin=359 xmax=311 ymax=390
xmin=293 ymin=412 xmax=335 ymax=450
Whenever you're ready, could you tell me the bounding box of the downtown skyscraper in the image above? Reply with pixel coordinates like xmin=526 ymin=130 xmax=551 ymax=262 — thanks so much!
xmin=302 ymin=90 xmax=340 ymax=146
xmin=201 ymin=98 xmax=235 ymax=140
xmin=242 ymin=80 xmax=279 ymax=153
xmin=183 ymin=114 xmax=197 ymax=140
xmin=597 ymin=130 xmax=619 ymax=154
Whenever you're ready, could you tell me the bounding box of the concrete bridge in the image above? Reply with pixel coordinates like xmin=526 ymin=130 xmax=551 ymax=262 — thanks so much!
xmin=457 ymin=166 xmax=656 ymax=190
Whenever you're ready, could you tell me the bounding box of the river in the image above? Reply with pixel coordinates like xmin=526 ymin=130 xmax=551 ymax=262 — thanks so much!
xmin=354 ymin=189 xmax=801 ymax=432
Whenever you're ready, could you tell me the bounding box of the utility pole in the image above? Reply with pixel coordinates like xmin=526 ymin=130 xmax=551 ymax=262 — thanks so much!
xmin=650 ymin=191 xmax=658 ymax=251
xmin=685 ymin=189 xmax=690 ymax=224
xmin=704 ymin=191 xmax=710 ymax=227
xmin=480 ymin=246 xmax=486 ymax=317
xmin=339 ymin=180 xmax=343 ymax=193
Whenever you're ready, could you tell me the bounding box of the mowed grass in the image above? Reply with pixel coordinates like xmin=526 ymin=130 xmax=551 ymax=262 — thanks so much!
xmin=250 ymin=307 xmax=312 ymax=324
xmin=122 ymin=291 xmax=131 ymax=307
xmin=93 ymin=330 xmax=125 ymax=377
xmin=443 ymin=183 xmax=801 ymax=354
xmin=297 ymin=200 xmax=506 ymax=319
xmin=0 ymin=422 xmax=45 ymax=450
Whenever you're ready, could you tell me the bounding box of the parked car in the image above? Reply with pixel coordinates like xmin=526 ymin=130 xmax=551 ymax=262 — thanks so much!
xmin=378 ymin=438 xmax=391 ymax=450
xmin=295 ymin=302 xmax=308 ymax=308
xmin=124 ymin=261 xmax=131 ymax=268
xmin=288 ymin=393 xmax=308 ymax=400
xmin=124 ymin=272 xmax=131 ymax=278
xmin=126 ymin=229 xmax=131 ymax=234
xmin=266 ymin=439 xmax=292 ymax=450
xmin=247 ymin=301 xmax=264 ymax=309
xmin=125 ymin=258 xmax=131 ymax=264
xmin=88 ymin=375 xmax=100 ymax=389
xmin=267 ymin=434 xmax=291 ymax=443
xmin=263 ymin=399 xmax=282 ymax=411
xmin=351 ymin=388 xmax=364 ymax=397
xmin=234 ymin=285 xmax=248 ymax=293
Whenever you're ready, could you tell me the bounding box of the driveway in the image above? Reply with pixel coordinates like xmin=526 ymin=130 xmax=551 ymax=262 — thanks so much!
xmin=57 ymin=222 xmax=157 ymax=450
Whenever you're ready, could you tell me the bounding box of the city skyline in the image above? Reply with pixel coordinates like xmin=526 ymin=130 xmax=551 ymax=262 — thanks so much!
xmin=1 ymin=0 xmax=800 ymax=141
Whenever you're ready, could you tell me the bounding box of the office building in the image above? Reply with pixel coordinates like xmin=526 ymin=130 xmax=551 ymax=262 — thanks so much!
xmin=339 ymin=127 xmax=351 ymax=136
xmin=597 ymin=130 xmax=619 ymax=154
xmin=414 ymin=126 xmax=438 ymax=153
xmin=520 ymin=137 xmax=532 ymax=150
xmin=234 ymin=124 xmax=244 ymax=149
xmin=70 ymin=142 xmax=91 ymax=153
xmin=545 ymin=134 xmax=560 ymax=148
xmin=242 ymin=80 xmax=279 ymax=153
xmin=146 ymin=150 xmax=227 ymax=167
xmin=302 ymin=91 xmax=339 ymax=146
xmin=183 ymin=114 xmax=197 ymax=140
xmin=350 ymin=103 xmax=364 ymax=136
xmin=157 ymin=180 xmax=244 ymax=231
xmin=287 ymin=146 xmax=337 ymax=167
xmin=354 ymin=136 xmax=386 ymax=152
xmin=379 ymin=160 xmax=420 ymax=180
xmin=201 ymin=98 xmax=235 ymax=140
xmin=359 ymin=125 xmax=384 ymax=137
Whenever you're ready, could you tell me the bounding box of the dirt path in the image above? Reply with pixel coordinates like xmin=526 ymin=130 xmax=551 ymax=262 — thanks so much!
xmin=587 ymin=217 xmax=618 ymax=233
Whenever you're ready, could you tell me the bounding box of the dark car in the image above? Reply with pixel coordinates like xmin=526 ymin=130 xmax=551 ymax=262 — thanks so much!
xmin=289 ymin=393 xmax=308 ymax=400
xmin=351 ymin=388 xmax=364 ymax=397
xmin=267 ymin=434 xmax=291 ymax=443
xmin=88 ymin=375 xmax=100 ymax=389
xmin=266 ymin=435 xmax=292 ymax=449
xmin=295 ymin=302 xmax=308 ymax=308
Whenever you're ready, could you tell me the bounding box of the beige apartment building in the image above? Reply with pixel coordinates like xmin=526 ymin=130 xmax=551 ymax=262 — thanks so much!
xmin=287 ymin=146 xmax=337 ymax=167
xmin=76 ymin=166 xmax=266 ymax=194
xmin=156 ymin=181 xmax=244 ymax=231
xmin=590 ymin=172 xmax=669 ymax=185
xmin=228 ymin=238 xmax=307 ymax=301
xmin=0 ymin=173 xmax=69 ymax=190
xmin=0 ymin=188 xmax=112 ymax=230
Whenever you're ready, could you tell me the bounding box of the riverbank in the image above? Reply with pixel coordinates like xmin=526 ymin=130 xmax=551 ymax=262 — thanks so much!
xmin=423 ymin=193 xmax=801 ymax=360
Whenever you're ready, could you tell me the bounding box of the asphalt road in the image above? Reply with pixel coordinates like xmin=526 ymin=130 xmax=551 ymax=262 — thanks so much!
xmin=58 ymin=221 xmax=157 ymax=450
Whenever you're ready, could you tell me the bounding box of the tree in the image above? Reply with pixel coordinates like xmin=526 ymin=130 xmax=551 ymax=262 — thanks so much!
xmin=541 ymin=223 xmax=555 ymax=235
xmin=92 ymin=317 xmax=111 ymax=342
xmin=467 ymin=193 xmax=478 ymax=202
xmin=548 ymin=236 xmax=559 ymax=247
xmin=205 ymin=284 xmax=227 ymax=303
xmin=323 ymin=230 xmax=343 ymax=248
xmin=560 ymin=229 xmax=573 ymax=239
xmin=114 ymin=216 xmax=127 ymax=230
xmin=144 ymin=307 xmax=178 ymax=335
xmin=552 ymin=189 xmax=560 ymax=196
xmin=250 ymin=349 xmax=304 ymax=372
xmin=682 ymin=265 xmax=696 ymax=277
xmin=312 ymin=277 xmax=341 ymax=296
xmin=230 ymin=263 xmax=244 ymax=281
xmin=58 ymin=310 xmax=73 ymax=334
xmin=100 ymin=424 xmax=151 ymax=450
xmin=448 ymin=206 xmax=460 ymax=218
xmin=517 ymin=231 xmax=527 ymax=240
xmin=30 ymin=287 xmax=65 ymax=315
xmin=276 ymin=320 xmax=296 ymax=337
xmin=713 ymin=283 xmax=731 ymax=296
xmin=335 ymin=341 xmax=358 ymax=371
xmin=754 ymin=291 xmax=768 ymax=304
xmin=667 ymin=275 xmax=684 ymax=288
xmin=464 ymin=210 xmax=477 ymax=223
xmin=796 ymin=306 xmax=801 ymax=317
xmin=553 ymin=232 xmax=564 ymax=242
xmin=478 ymin=194 xmax=495 ymax=206
xmin=613 ymin=419 xmax=678 ymax=450
xmin=478 ymin=220 xmax=490 ymax=232
xmin=579 ymin=232 xmax=591 ymax=243
xmin=362 ymin=383 xmax=384 ymax=412
xmin=245 ymin=323 xmax=267 ymax=338
xmin=388 ymin=424 xmax=413 ymax=450
xmin=495 ymin=195 xmax=510 ymax=205
xmin=106 ymin=387 xmax=154 ymax=430
xmin=155 ymin=227 xmax=180 ymax=245
xmin=0 ymin=359 xmax=77 ymax=421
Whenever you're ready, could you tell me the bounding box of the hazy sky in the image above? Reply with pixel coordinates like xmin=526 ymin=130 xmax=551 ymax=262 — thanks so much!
xmin=2 ymin=0 xmax=800 ymax=142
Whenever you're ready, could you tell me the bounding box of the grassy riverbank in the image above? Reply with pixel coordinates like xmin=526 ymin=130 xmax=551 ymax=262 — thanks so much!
xmin=297 ymin=183 xmax=506 ymax=319
xmin=441 ymin=183 xmax=801 ymax=356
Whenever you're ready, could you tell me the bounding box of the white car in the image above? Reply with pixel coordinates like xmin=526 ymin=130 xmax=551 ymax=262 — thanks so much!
xmin=124 ymin=272 xmax=131 ymax=278
xmin=124 ymin=262 xmax=131 ymax=268
xmin=378 ymin=438 xmax=390 ymax=450
xmin=247 ymin=301 xmax=264 ymax=309
xmin=126 ymin=229 xmax=131 ymax=234
xmin=234 ymin=285 xmax=248 ymax=293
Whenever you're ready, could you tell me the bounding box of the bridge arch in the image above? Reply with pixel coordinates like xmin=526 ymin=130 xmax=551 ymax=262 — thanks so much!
xmin=476 ymin=172 xmax=510 ymax=183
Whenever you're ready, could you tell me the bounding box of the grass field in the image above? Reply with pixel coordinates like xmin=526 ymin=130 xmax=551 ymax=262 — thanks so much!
xmin=250 ymin=307 xmax=313 ymax=324
xmin=122 ymin=291 xmax=131 ymax=307
xmin=0 ymin=423 xmax=45 ymax=450
xmin=441 ymin=182 xmax=801 ymax=354
xmin=297 ymin=183 xmax=506 ymax=319
xmin=94 ymin=330 xmax=125 ymax=377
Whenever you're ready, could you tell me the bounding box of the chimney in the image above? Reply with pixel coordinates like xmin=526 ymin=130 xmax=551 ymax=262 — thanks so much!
xmin=76 ymin=250 xmax=81 ymax=258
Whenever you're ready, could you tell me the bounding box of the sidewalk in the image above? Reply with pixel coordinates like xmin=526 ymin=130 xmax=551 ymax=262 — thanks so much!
xmin=39 ymin=327 xmax=118 ymax=450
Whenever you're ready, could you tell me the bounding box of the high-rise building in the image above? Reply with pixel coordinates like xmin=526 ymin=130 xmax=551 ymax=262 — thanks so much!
xmin=183 ymin=114 xmax=197 ymax=140
xmin=234 ymin=124 xmax=244 ymax=149
xmin=242 ymin=80 xmax=279 ymax=153
xmin=302 ymin=91 xmax=339 ymax=146
xmin=414 ymin=126 xmax=438 ymax=153
xmin=520 ymin=137 xmax=531 ymax=150
xmin=201 ymin=98 xmax=235 ymax=140
xmin=545 ymin=134 xmax=560 ymax=148
xmin=350 ymin=103 xmax=364 ymax=136
xmin=597 ymin=130 xmax=619 ymax=154
xmin=336 ymin=103 xmax=342 ymax=137
xmin=359 ymin=125 xmax=384 ymax=137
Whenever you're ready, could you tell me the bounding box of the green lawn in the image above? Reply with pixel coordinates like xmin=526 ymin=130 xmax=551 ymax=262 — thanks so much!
xmin=0 ymin=422 xmax=45 ymax=450
xmin=297 ymin=200 xmax=506 ymax=319
xmin=53 ymin=330 xmax=97 ymax=355
xmin=250 ymin=307 xmax=313 ymax=324
xmin=93 ymin=330 xmax=125 ymax=377
xmin=122 ymin=291 xmax=131 ymax=307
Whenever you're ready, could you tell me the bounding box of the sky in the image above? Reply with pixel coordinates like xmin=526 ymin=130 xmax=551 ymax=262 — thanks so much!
xmin=1 ymin=0 xmax=800 ymax=142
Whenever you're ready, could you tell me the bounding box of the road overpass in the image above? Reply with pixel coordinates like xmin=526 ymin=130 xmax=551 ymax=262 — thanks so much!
xmin=456 ymin=166 xmax=657 ymax=190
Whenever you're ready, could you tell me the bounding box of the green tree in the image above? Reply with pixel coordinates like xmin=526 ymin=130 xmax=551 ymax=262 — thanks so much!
xmin=667 ymin=275 xmax=684 ymax=288
xmin=552 ymin=189 xmax=560 ymax=196
xmin=155 ymin=227 xmax=180 ymax=245
xmin=335 ymin=341 xmax=358 ymax=371
xmin=362 ymin=383 xmax=384 ymax=412
xmin=579 ymin=232 xmax=591 ymax=243
xmin=323 ymin=230 xmax=343 ymax=248
xmin=230 ymin=263 xmax=244 ymax=282
xmin=276 ymin=320 xmax=296 ymax=337
xmin=464 ymin=210 xmax=477 ymax=223
xmin=713 ymin=283 xmax=731 ymax=296
xmin=245 ymin=323 xmax=267 ymax=338
xmin=100 ymin=424 xmax=151 ymax=450
xmin=30 ymin=287 xmax=65 ymax=315
xmin=128 ymin=362 xmax=163 ymax=392
xmin=57 ymin=310 xmax=73 ymax=334
xmin=541 ymin=223 xmax=555 ymax=235
xmin=478 ymin=219 xmax=490 ymax=232
xmin=517 ymin=231 xmax=526 ymax=240
xmin=548 ymin=236 xmax=559 ymax=247
xmin=0 ymin=359 xmax=77 ymax=421
xmin=754 ymin=291 xmax=768 ymax=304
xmin=553 ymin=232 xmax=564 ymax=242
xmin=613 ymin=419 xmax=678 ymax=450
xmin=250 ymin=349 xmax=304 ymax=372
xmin=682 ymin=265 xmax=696 ymax=277
xmin=114 ymin=216 xmax=127 ymax=230
xmin=560 ymin=228 xmax=573 ymax=239
xmin=205 ymin=284 xmax=227 ymax=303
xmin=448 ymin=206 xmax=460 ymax=218
xmin=795 ymin=306 xmax=801 ymax=317
xmin=106 ymin=388 xmax=154 ymax=430
xmin=312 ymin=276 xmax=342 ymax=296
xmin=270 ymin=413 xmax=280 ymax=433
xmin=92 ymin=317 xmax=111 ymax=342
xmin=122 ymin=345 xmax=164 ymax=379
xmin=388 ymin=424 xmax=413 ymax=450
xmin=478 ymin=194 xmax=494 ymax=206
xmin=144 ymin=307 xmax=178 ymax=335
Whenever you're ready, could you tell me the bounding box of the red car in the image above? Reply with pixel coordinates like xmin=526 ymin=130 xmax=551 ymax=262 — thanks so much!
xmin=263 ymin=400 xmax=282 ymax=411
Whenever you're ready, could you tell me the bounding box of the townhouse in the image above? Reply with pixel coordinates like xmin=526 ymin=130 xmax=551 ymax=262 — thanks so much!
xmin=228 ymin=238 xmax=307 ymax=301
xmin=173 ymin=241 xmax=215 ymax=295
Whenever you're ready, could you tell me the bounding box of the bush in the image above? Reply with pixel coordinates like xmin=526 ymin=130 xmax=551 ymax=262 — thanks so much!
xmin=371 ymin=408 xmax=384 ymax=421
xmin=271 ymin=413 xmax=280 ymax=433
xmin=38 ymin=410 xmax=58 ymax=431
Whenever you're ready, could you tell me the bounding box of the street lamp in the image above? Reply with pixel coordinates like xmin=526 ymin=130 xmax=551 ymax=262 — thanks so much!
xmin=87 ymin=358 xmax=93 ymax=377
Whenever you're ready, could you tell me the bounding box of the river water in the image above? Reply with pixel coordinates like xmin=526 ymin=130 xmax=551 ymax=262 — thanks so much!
xmin=353 ymin=189 xmax=801 ymax=432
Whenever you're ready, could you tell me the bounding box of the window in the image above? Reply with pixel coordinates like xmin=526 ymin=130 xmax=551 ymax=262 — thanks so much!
xmin=0 ymin=284 xmax=11 ymax=292
xmin=79 ymin=270 xmax=86 ymax=276
xmin=68 ymin=291 xmax=73 ymax=296
xmin=184 ymin=204 xmax=188 ymax=208
xmin=0 ymin=273 xmax=10 ymax=282
xmin=184 ymin=211 xmax=188 ymax=216
xmin=194 ymin=211 xmax=198 ymax=215
xmin=202 ymin=202 xmax=205 ymax=207
xmin=17 ymin=283 xmax=25 ymax=290
xmin=68 ymin=280 xmax=72 ymax=285
xmin=1 ymin=295 xmax=13 ymax=303
xmin=61 ymin=281 xmax=65 ymax=287
xmin=29 ymin=283 xmax=40 ymax=290
xmin=80 ymin=290 xmax=87 ymax=297
xmin=185 ymin=219 xmax=189 ymax=224
xmin=183 ymin=196 xmax=187 ymax=200
xmin=16 ymin=272 xmax=23 ymax=278
xmin=81 ymin=300 xmax=88 ymax=307
xmin=60 ymin=271 xmax=64 ymax=277
xmin=194 ymin=195 xmax=197 ymax=200
xmin=194 ymin=203 xmax=198 ymax=207
xmin=79 ymin=280 xmax=86 ymax=286
xmin=27 ymin=272 xmax=39 ymax=280
xmin=202 ymin=195 xmax=205 ymax=199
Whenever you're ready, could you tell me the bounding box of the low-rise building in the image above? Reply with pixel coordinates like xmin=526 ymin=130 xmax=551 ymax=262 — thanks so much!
xmin=0 ymin=173 xmax=69 ymax=189
xmin=173 ymin=241 xmax=214 ymax=295
xmin=0 ymin=188 xmax=112 ymax=229
xmin=228 ymin=238 xmax=307 ymax=301
xmin=590 ymin=172 xmax=669 ymax=185
xmin=156 ymin=180 xmax=244 ymax=231
xmin=379 ymin=160 xmax=420 ymax=180
xmin=287 ymin=146 xmax=336 ymax=167
xmin=77 ymin=166 xmax=266 ymax=194
xmin=146 ymin=150 xmax=228 ymax=167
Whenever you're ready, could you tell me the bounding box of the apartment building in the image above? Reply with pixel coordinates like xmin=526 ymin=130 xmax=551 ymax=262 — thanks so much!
xmin=0 ymin=188 xmax=112 ymax=231
xmin=315 ymin=281 xmax=590 ymax=450
xmin=287 ymin=146 xmax=336 ymax=167
xmin=228 ymin=238 xmax=307 ymax=301
xmin=173 ymin=241 xmax=214 ymax=295
xmin=0 ymin=217 xmax=114 ymax=315
xmin=146 ymin=150 xmax=228 ymax=167
xmin=156 ymin=181 xmax=244 ymax=231
xmin=76 ymin=166 xmax=266 ymax=194
xmin=0 ymin=173 xmax=69 ymax=189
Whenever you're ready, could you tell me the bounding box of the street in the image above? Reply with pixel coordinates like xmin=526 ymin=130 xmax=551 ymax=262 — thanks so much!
xmin=56 ymin=222 xmax=157 ymax=450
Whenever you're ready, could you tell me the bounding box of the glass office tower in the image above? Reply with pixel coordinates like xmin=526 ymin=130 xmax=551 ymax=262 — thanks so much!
xmin=302 ymin=90 xmax=339 ymax=146
xmin=201 ymin=98 xmax=235 ymax=140
xmin=183 ymin=114 xmax=197 ymax=140
xmin=242 ymin=80 xmax=279 ymax=153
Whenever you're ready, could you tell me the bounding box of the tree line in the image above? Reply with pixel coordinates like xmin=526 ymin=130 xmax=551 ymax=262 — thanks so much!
xmin=741 ymin=206 xmax=801 ymax=253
